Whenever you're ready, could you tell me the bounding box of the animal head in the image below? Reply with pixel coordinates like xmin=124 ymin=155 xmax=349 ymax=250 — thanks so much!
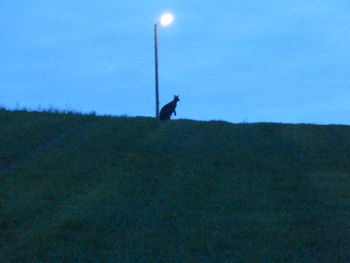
xmin=173 ymin=95 xmax=180 ymax=102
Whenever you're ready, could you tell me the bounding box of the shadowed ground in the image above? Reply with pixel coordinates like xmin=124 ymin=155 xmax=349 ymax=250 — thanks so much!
xmin=0 ymin=109 xmax=349 ymax=262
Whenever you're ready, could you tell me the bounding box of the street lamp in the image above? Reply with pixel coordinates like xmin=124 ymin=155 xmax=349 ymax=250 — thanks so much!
xmin=154 ymin=13 xmax=174 ymax=118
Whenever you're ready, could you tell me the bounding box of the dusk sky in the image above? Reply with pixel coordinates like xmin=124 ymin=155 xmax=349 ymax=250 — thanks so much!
xmin=1 ymin=1 xmax=350 ymax=124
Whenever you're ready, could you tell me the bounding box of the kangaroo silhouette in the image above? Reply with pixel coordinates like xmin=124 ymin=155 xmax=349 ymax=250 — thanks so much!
xmin=159 ymin=95 xmax=180 ymax=120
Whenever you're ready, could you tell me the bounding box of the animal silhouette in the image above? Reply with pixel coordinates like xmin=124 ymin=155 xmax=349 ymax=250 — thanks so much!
xmin=159 ymin=95 xmax=180 ymax=120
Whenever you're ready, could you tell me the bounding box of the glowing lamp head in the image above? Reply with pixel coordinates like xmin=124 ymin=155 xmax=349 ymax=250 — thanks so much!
xmin=160 ymin=13 xmax=174 ymax=26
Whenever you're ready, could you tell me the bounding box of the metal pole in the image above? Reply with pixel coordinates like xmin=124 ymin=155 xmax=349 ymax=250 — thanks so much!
xmin=154 ymin=23 xmax=159 ymax=119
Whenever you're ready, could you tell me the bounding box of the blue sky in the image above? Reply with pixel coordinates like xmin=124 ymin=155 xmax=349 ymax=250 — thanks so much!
xmin=1 ymin=1 xmax=350 ymax=124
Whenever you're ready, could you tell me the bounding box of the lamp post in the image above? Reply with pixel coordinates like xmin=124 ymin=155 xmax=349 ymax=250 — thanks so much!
xmin=154 ymin=13 xmax=174 ymax=118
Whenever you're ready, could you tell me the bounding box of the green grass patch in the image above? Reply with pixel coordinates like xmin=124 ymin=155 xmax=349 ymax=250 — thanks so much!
xmin=0 ymin=109 xmax=350 ymax=262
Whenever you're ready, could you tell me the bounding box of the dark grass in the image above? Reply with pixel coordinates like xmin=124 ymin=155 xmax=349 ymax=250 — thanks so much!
xmin=0 ymin=108 xmax=350 ymax=262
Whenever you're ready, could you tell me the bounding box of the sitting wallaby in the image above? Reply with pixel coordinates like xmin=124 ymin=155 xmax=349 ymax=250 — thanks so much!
xmin=159 ymin=95 xmax=180 ymax=120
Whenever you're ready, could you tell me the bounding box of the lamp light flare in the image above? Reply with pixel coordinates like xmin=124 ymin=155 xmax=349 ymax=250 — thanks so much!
xmin=160 ymin=13 xmax=174 ymax=26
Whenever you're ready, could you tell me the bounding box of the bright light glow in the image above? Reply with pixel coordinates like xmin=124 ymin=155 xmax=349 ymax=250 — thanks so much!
xmin=160 ymin=13 xmax=174 ymax=26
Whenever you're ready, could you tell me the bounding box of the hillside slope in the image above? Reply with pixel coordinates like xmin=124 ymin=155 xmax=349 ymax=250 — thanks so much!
xmin=0 ymin=109 xmax=350 ymax=262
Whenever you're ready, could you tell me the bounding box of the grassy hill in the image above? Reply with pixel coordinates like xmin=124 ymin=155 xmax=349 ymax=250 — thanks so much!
xmin=0 ymin=109 xmax=350 ymax=262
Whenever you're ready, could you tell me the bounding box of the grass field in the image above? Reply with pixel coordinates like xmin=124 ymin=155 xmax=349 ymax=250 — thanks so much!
xmin=0 ymin=109 xmax=350 ymax=262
